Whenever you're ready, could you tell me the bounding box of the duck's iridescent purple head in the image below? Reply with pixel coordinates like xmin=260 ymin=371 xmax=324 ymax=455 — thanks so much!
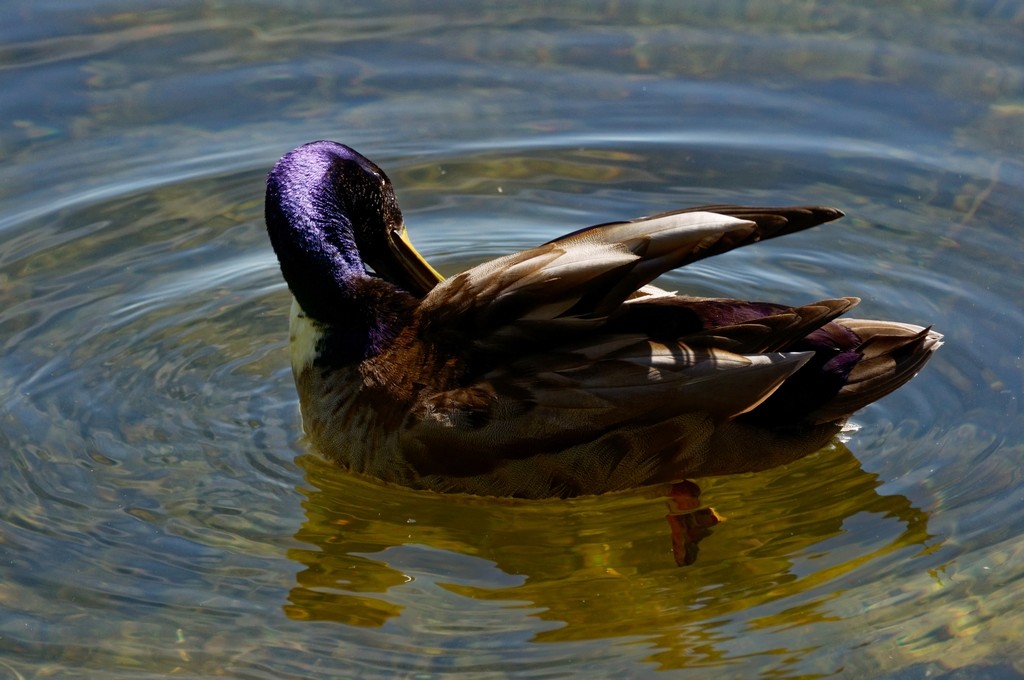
xmin=265 ymin=141 xmax=442 ymax=322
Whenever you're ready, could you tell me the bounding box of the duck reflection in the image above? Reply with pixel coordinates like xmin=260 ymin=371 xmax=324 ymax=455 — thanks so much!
xmin=285 ymin=442 xmax=933 ymax=657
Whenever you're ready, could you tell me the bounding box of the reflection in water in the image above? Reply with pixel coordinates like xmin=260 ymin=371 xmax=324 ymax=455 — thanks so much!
xmin=286 ymin=442 xmax=933 ymax=668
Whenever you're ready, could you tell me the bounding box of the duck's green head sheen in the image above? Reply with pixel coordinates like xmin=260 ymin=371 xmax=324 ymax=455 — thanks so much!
xmin=266 ymin=141 xmax=443 ymax=326
xmin=265 ymin=141 xmax=412 ymax=320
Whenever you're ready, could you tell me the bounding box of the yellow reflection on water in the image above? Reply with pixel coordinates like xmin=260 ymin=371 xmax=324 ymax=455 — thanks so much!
xmin=285 ymin=443 xmax=935 ymax=670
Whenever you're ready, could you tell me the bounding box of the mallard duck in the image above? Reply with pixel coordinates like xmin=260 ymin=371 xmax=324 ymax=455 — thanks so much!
xmin=266 ymin=140 xmax=942 ymax=499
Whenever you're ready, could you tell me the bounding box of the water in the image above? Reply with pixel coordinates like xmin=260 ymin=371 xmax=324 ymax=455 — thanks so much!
xmin=1 ymin=1 xmax=1022 ymax=678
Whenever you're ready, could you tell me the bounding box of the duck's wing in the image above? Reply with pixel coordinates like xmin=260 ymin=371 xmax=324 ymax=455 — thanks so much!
xmin=548 ymin=205 xmax=844 ymax=267
xmin=404 ymin=295 xmax=861 ymax=456
xmin=391 ymin=211 xmax=823 ymax=489
xmin=417 ymin=210 xmax=762 ymax=350
xmin=393 ymin=208 xmax=864 ymax=495
xmin=400 ymin=334 xmax=814 ymax=494
xmin=612 ymin=295 xmax=862 ymax=353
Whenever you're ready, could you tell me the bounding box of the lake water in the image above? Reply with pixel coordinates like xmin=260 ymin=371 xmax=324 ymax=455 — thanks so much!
xmin=1 ymin=2 xmax=1023 ymax=678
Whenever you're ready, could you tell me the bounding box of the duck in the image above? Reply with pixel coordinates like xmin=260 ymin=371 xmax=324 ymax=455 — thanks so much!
xmin=265 ymin=140 xmax=942 ymax=499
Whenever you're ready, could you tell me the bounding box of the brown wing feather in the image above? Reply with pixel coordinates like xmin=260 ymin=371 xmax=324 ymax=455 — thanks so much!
xmin=400 ymin=339 xmax=812 ymax=479
xmin=548 ymin=205 xmax=844 ymax=266
xmin=416 ymin=211 xmax=756 ymax=348
xmin=612 ymin=296 xmax=861 ymax=353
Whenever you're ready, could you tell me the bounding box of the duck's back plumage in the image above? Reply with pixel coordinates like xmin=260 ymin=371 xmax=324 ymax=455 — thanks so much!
xmin=267 ymin=141 xmax=942 ymax=499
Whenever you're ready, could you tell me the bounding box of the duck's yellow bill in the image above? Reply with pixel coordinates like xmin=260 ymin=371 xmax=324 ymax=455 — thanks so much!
xmin=387 ymin=225 xmax=445 ymax=297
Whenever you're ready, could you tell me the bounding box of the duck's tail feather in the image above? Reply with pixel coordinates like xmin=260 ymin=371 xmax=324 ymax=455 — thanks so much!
xmin=740 ymin=318 xmax=942 ymax=428
xmin=805 ymin=320 xmax=944 ymax=424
